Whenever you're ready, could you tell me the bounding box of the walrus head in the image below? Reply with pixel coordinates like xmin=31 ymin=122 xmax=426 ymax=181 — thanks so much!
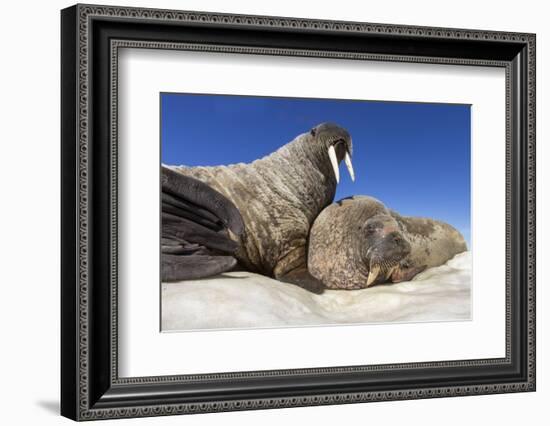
xmin=360 ymin=213 xmax=411 ymax=287
xmin=309 ymin=122 xmax=354 ymax=183
xmin=308 ymin=196 xmax=411 ymax=290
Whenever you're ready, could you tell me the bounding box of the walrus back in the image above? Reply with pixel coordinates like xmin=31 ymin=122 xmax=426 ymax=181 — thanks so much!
xmin=390 ymin=211 xmax=468 ymax=269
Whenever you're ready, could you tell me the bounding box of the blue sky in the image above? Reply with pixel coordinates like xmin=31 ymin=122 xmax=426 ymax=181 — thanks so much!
xmin=161 ymin=93 xmax=471 ymax=247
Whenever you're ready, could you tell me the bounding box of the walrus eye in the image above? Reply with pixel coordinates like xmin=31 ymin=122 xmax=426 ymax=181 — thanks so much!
xmin=366 ymin=224 xmax=376 ymax=235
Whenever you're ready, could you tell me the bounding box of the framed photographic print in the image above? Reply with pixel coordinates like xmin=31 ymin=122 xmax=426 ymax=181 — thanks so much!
xmin=61 ymin=3 xmax=536 ymax=421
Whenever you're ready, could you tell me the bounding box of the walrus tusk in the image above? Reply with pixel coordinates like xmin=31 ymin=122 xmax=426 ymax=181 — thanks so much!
xmin=385 ymin=264 xmax=398 ymax=280
xmin=328 ymin=145 xmax=340 ymax=183
xmin=344 ymin=150 xmax=355 ymax=182
xmin=366 ymin=265 xmax=380 ymax=287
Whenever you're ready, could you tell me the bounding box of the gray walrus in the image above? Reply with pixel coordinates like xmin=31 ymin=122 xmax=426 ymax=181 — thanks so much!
xmin=308 ymin=196 xmax=467 ymax=290
xmin=161 ymin=122 xmax=355 ymax=289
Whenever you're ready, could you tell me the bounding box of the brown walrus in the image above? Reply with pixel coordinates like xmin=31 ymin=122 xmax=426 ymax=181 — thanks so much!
xmin=308 ymin=196 xmax=468 ymax=290
xmin=162 ymin=122 xmax=355 ymax=287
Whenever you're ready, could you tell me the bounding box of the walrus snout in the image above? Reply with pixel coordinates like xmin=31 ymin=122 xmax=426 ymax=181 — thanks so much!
xmin=365 ymin=231 xmax=411 ymax=287
xmin=310 ymin=122 xmax=351 ymax=146
xmin=310 ymin=122 xmax=354 ymax=183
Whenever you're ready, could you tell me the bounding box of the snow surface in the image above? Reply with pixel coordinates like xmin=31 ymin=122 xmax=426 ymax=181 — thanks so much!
xmin=161 ymin=251 xmax=471 ymax=332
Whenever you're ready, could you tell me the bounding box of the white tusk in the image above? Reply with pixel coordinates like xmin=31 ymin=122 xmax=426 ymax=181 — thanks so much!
xmin=386 ymin=265 xmax=397 ymax=280
xmin=344 ymin=150 xmax=355 ymax=182
xmin=366 ymin=265 xmax=380 ymax=287
xmin=328 ymin=145 xmax=339 ymax=184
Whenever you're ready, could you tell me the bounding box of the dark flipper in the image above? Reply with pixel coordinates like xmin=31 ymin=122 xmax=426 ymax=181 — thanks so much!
xmin=162 ymin=255 xmax=237 ymax=281
xmin=161 ymin=166 xmax=244 ymax=281
xmin=390 ymin=263 xmax=427 ymax=283
xmin=163 ymin=213 xmax=239 ymax=253
xmin=278 ymin=265 xmax=326 ymax=294
xmin=162 ymin=166 xmax=244 ymax=235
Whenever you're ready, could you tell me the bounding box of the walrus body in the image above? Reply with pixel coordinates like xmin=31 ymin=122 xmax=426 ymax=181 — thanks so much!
xmin=165 ymin=123 xmax=354 ymax=282
xmin=389 ymin=209 xmax=468 ymax=271
xmin=308 ymin=196 xmax=467 ymax=290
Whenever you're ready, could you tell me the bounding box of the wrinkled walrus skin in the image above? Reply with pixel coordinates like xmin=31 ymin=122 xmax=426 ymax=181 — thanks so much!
xmin=308 ymin=196 xmax=467 ymax=290
xmin=167 ymin=123 xmax=355 ymax=283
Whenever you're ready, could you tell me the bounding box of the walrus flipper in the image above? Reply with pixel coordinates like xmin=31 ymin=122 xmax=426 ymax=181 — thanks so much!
xmin=162 ymin=254 xmax=237 ymax=281
xmin=278 ymin=265 xmax=326 ymax=295
xmin=161 ymin=166 xmax=244 ymax=282
xmin=390 ymin=262 xmax=427 ymax=283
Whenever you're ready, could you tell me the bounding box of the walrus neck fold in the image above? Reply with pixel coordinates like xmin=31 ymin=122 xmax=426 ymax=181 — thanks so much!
xmin=254 ymin=133 xmax=340 ymax=219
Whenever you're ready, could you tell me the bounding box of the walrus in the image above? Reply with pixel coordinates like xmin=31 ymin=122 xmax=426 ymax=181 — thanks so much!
xmin=161 ymin=122 xmax=355 ymax=288
xmin=308 ymin=196 xmax=468 ymax=290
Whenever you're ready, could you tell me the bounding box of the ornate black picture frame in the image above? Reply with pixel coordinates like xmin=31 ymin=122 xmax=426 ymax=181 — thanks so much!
xmin=61 ymin=3 xmax=536 ymax=421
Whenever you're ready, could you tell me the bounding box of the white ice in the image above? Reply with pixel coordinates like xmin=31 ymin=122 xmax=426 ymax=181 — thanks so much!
xmin=161 ymin=251 xmax=471 ymax=332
